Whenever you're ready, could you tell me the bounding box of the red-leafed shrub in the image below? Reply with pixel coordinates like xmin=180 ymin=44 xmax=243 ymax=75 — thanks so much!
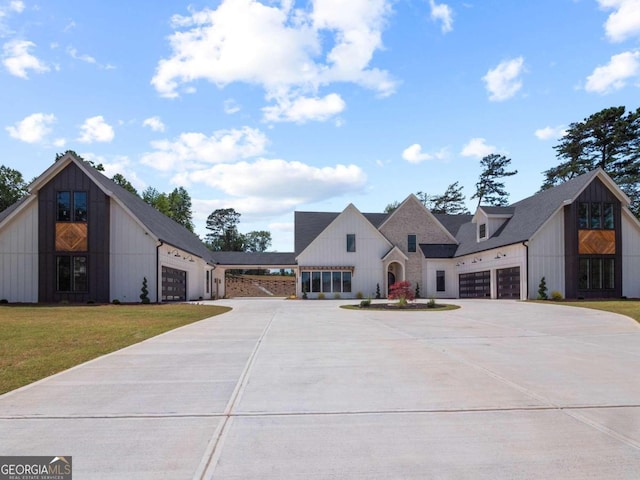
xmin=388 ymin=281 xmax=415 ymax=306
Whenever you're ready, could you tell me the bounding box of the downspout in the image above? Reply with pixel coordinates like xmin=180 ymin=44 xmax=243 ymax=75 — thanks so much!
xmin=522 ymin=240 xmax=529 ymax=300
xmin=156 ymin=241 xmax=164 ymax=304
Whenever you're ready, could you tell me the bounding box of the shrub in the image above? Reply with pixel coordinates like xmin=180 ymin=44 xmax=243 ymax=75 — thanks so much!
xmin=360 ymin=298 xmax=371 ymax=308
xmin=388 ymin=281 xmax=414 ymax=307
xmin=87 ymin=299 xmax=95 ymax=305
xmin=537 ymin=277 xmax=548 ymax=300
xmin=550 ymin=290 xmax=563 ymax=301
xmin=318 ymin=292 xmax=326 ymax=300
xmin=0 ymin=299 xmax=8 ymax=304
xmin=427 ymin=297 xmax=436 ymax=308
xmin=375 ymin=283 xmax=381 ymax=299
xmin=333 ymin=293 xmax=341 ymax=299
xmin=140 ymin=277 xmax=150 ymax=304
xmin=112 ymin=299 xmax=121 ymax=305
xmin=356 ymin=292 xmax=364 ymax=299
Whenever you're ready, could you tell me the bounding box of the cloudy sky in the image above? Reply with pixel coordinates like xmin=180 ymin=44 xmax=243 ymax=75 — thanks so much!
xmin=1 ymin=0 xmax=639 ymax=251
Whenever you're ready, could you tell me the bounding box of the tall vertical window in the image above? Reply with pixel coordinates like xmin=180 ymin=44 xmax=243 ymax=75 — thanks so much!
xmin=301 ymin=271 xmax=311 ymax=294
xmin=408 ymin=234 xmax=417 ymax=253
xmin=578 ymin=203 xmax=589 ymax=229
xmin=436 ymin=270 xmax=445 ymax=292
xmin=342 ymin=271 xmax=352 ymax=292
xmin=346 ymin=234 xmax=356 ymax=252
xmin=312 ymin=271 xmax=321 ymax=292
xmin=206 ymin=270 xmax=210 ymax=294
xmin=479 ymin=224 xmax=487 ymax=239
xmin=322 ymin=272 xmax=332 ymax=292
xmin=332 ymin=272 xmax=342 ymax=292
xmin=57 ymin=192 xmax=71 ymax=221
xmin=603 ymin=203 xmax=614 ymax=229
xmin=57 ymin=256 xmax=88 ymax=292
xmin=578 ymin=258 xmax=615 ymax=290
xmin=74 ymin=192 xmax=88 ymax=222
xmin=590 ymin=203 xmax=602 ymax=229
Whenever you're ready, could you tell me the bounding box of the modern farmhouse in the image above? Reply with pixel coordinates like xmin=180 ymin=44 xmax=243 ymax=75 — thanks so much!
xmin=1 ymin=152 xmax=639 ymax=303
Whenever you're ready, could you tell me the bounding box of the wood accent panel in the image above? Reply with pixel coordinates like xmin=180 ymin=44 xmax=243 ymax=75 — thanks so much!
xmin=56 ymin=223 xmax=88 ymax=251
xmin=579 ymin=230 xmax=616 ymax=254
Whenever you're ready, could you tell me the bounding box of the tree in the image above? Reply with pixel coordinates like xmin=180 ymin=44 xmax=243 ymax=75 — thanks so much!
xmin=0 ymin=165 xmax=28 ymax=212
xmin=384 ymin=200 xmax=400 ymax=214
xmin=471 ymin=154 xmax=518 ymax=207
xmin=427 ymin=182 xmax=469 ymax=214
xmin=111 ymin=173 xmax=138 ymax=196
xmin=167 ymin=187 xmax=195 ymax=232
xmin=206 ymin=208 xmax=244 ymax=251
xmin=244 ymin=230 xmax=272 ymax=252
xmin=55 ymin=150 xmax=105 ymax=171
xmin=388 ymin=280 xmax=415 ymax=306
xmin=142 ymin=187 xmax=171 ymax=217
xmin=541 ymin=106 xmax=640 ymax=216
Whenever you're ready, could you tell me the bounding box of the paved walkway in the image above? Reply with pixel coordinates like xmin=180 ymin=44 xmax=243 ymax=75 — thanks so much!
xmin=1 ymin=299 xmax=640 ymax=478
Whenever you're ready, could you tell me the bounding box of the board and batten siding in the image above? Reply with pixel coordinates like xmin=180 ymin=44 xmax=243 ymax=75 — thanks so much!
xmin=159 ymin=247 xmax=209 ymax=301
xmin=423 ymin=260 xmax=457 ymax=298
xmin=109 ymin=201 xmax=157 ymax=303
xmin=528 ymin=208 xmax=566 ymax=299
xmin=0 ymin=201 xmax=39 ymax=302
xmin=621 ymin=210 xmax=640 ymax=298
xmin=296 ymin=205 xmax=390 ymax=298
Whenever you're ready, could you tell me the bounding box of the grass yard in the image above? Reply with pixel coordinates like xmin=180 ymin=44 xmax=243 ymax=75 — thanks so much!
xmin=0 ymin=304 xmax=231 ymax=395
xmin=554 ymin=300 xmax=640 ymax=323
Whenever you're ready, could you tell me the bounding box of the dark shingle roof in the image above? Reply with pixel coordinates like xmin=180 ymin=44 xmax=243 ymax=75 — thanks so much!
xmin=420 ymin=244 xmax=458 ymax=258
xmin=479 ymin=206 xmax=515 ymax=215
xmin=84 ymin=165 xmax=217 ymax=263
xmin=433 ymin=214 xmax=473 ymax=238
xmin=210 ymin=251 xmax=296 ymax=266
xmin=453 ymin=169 xmax=600 ymax=256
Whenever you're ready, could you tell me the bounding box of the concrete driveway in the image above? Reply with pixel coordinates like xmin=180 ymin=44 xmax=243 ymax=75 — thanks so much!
xmin=1 ymin=299 xmax=640 ymax=479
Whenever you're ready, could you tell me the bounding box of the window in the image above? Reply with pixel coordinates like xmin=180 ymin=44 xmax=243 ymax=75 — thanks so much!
xmin=580 ymin=202 xmax=614 ymax=230
xmin=578 ymin=257 xmax=615 ymax=290
xmin=322 ymin=272 xmax=332 ymax=292
xmin=408 ymin=234 xmax=417 ymax=253
xmin=57 ymin=192 xmax=71 ymax=221
xmin=57 ymin=255 xmax=88 ymax=292
xmin=301 ymin=271 xmax=311 ymax=294
xmin=206 ymin=270 xmax=210 ymax=294
xmin=57 ymin=191 xmax=88 ymax=222
xmin=74 ymin=192 xmax=88 ymax=222
xmin=346 ymin=234 xmax=356 ymax=252
xmin=479 ymin=224 xmax=487 ymax=239
xmin=436 ymin=270 xmax=445 ymax=292
xmin=301 ymin=270 xmax=353 ymax=293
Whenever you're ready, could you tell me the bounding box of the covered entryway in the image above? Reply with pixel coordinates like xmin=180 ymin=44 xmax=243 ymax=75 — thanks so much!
xmin=162 ymin=266 xmax=187 ymax=301
xmin=497 ymin=267 xmax=520 ymax=299
xmin=459 ymin=271 xmax=491 ymax=298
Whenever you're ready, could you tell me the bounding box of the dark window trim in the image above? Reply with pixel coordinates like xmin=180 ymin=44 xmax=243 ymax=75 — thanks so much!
xmin=436 ymin=270 xmax=445 ymax=292
xmin=479 ymin=223 xmax=487 ymax=239
xmin=346 ymin=233 xmax=356 ymax=252
xmin=579 ymin=201 xmax=614 ymax=230
xmin=56 ymin=254 xmax=89 ymax=293
xmin=408 ymin=234 xmax=417 ymax=253
xmin=57 ymin=190 xmax=88 ymax=223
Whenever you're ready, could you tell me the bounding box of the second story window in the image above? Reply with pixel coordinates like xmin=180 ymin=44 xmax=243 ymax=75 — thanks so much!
xmin=57 ymin=191 xmax=88 ymax=222
xmin=346 ymin=234 xmax=356 ymax=252
xmin=408 ymin=234 xmax=417 ymax=252
xmin=579 ymin=202 xmax=614 ymax=230
xmin=479 ymin=223 xmax=487 ymax=239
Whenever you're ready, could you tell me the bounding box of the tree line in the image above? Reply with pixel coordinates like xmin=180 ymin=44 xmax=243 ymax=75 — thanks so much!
xmin=386 ymin=106 xmax=640 ymax=217
xmin=0 ymin=150 xmax=272 ymax=252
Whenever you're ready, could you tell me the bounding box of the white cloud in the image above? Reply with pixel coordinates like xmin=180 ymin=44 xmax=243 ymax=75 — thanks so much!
xmin=482 ymin=56 xmax=525 ymax=101
xmin=262 ymin=92 xmax=346 ymax=123
xmin=78 ymin=115 xmax=115 ymax=143
xmin=224 ymin=98 xmax=241 ymax=114
xmin=99 ymin=155 xmax=147 ymax=191
xmin=2 ymin=39 xmax=49 ymax=78
xmin=53 ymin=137 xmax=66 ymax=147
xmin=461 ymin=137 xmax=495 ymax=158
xmin=534 ymin=125 xmax=566 ymax=140
xmin=429 ymin=0 xmax=453 ymax=33
xmin=140 ymin=127 xmax=268 ymax=172
xmin=67 ymin=46 xmax=96 ymax=64
xmin=177 ymin=158 xmax=367 ymax=216
xmin=151 ymin=0 xmax=395 ymax=122
xmin=585 ymin=50 xmax=640 ymax=93
xmin=9 ymin=1 xmax=25 ymax=13
xmin=142 ymin=116 xmax=166 ymax=132
xmin=6 ymin=113 xmax=56 ymax=143
xmin=598 ymin=0 xmax=640 ymax=42
xmin=401 ymin=143 xmax=448 ymax=164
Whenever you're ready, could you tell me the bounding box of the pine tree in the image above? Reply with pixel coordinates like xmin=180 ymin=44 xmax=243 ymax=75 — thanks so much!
xmin=472 ymin=154 xmax=518 ymax=207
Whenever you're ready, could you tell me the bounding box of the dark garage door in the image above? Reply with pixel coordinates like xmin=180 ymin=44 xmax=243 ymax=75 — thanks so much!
xmin=459 ymin=271 xmax=491 ymax=298
xmin=162 ymin=266 xmax=187 ymax=301
xmin=497 ymin=267 xmax=520 ymax=299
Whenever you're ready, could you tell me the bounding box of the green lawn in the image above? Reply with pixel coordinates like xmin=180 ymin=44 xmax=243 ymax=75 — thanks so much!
xmin=0 ymin=304 xmax=231 ymax=395
xmin=551 ymin=300 xmax=640 ymax=323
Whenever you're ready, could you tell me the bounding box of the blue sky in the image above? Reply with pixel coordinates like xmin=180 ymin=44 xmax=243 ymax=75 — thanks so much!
xmin=1 ymin=0 xmax=639 ymax=251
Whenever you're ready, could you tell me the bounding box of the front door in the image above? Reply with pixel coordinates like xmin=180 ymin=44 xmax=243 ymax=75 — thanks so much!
xmin=387 ymin=271 xmax=396 ymax=295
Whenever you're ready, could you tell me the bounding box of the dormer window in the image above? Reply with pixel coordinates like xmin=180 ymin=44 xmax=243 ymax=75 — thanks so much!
xmin=479 ymin=223 xmax=487 ymax=239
